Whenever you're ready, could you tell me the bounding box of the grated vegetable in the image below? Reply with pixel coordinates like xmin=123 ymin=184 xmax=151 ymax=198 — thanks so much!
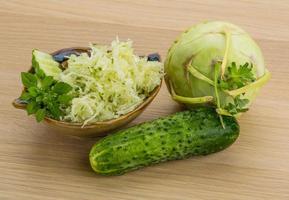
xmin=59 ymin=38 xmax=163 ymax=125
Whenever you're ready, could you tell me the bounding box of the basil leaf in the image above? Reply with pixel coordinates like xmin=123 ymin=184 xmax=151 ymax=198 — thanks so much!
xmin=35 ymin=95 xmax=44 ymax=103
xmin=48 ymin=104 xmax=61 ymax=119
xmin=21 ymin=72 xmax=37 ymax=88
xmin=34 ymin=65 xmax=46 ymax=79
xmin=20 ymin=92 xmax=31 ymax=101
xmin=53 ymin=82 xmax=72 ymax=94
xmin=26 ymin=101 xmax=38 ymax=115
xmin=58 ymin=94 xmax=73 ymax=105
xmin=28 ymin=87 xmax=39 ymax=97
xmin=42 ymin=76 xmax=54 ymax=89
xmin=35 ymin=109 xmax=46 ymax=122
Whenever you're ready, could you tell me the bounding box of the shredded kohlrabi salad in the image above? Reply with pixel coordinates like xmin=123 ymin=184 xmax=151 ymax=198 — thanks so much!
xmin=59 ymin=39 xmax=163 ymax=125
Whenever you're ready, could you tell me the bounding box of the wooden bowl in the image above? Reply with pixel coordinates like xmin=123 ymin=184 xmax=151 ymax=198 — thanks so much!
xmin=13 ymin=47 xmax=162 ymax=137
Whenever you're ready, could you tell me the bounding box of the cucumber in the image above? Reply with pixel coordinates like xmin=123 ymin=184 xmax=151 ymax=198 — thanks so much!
xmin=89 ymin=107 xmax=239 ymax=175
xmin=32 ymin=50 xmax=61 ymax=80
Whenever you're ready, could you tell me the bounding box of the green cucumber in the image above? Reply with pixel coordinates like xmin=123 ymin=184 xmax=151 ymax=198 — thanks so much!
xmin=89 ymin=107 xmax=239 ymax=175
xmin=32 ymin=50 xmax=61 ymax=80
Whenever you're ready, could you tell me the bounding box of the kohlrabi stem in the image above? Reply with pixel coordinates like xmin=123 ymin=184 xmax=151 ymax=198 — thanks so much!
xmin=221 ymin=28 xmax=231 ymax=79
xmin=169 ymin=81 xmax=214 ymax=104
xmin=216 ymin=108 xmax=233 ymax=116
xmin=188 ymin=65 xmax=214 ymax=86
xmin=214 ymin=63 xmax=225 ymax=129
xmin=172 ymin=95 xmax=214 ymax=104
xmin=225 ymin=70 xmax=271 ymax=97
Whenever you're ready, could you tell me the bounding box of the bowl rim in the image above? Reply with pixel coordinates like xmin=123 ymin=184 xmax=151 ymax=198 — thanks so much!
xmin=13 ymin=47 xmax=163 ymax=129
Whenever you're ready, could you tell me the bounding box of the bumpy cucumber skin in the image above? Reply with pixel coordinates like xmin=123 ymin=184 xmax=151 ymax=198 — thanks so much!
xmin=89 ymin=107 xmax=239 ymax=175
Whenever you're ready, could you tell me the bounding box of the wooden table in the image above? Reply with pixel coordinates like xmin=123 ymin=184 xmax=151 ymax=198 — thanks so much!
xmin=1 ymin=1 xmax=288 ymax=199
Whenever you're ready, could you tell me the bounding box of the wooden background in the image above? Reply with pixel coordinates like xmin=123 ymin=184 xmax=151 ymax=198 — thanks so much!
xmin=1 ymin=0 xmax=288 ymax=199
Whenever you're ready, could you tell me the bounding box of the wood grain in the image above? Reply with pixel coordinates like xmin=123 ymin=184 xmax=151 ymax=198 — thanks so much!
xmin=1 ymin=0 xmax=289 ymax=199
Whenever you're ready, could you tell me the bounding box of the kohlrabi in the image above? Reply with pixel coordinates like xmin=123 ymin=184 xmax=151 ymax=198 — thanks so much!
xmin=164 ymin=21 xmax=270 ymax=126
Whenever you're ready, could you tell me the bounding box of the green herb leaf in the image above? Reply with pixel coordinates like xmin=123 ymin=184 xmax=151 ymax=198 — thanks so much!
xmin=53 ymin=82 xmax=72 ymax=94
xmin=21 ymin=72 xmax=37 ymax=88
xmin=58 ymin=94 xmax=73 ymax=105
xmin=235 ymin=97 xmax=249 ymax=108
xmin=220 ymin=62 xmax=256 ymax=90
xmin=26 ymin=101 xmax=39 ymax=115
xmin=20 ymin=92 xmax=31 ymax=101
xmin=48 ymin=103 xmax=62 ymax=119
xmin=34 ymin=65 xmax=46 ymax=79
xmin=21 ymin=51 xmax=73 ymax=123
xmin=42 ymin=76 xmax=54 ymax=89
xmin=35 ymin=94 xmax=44 ymax=103
xmin=224 ymin=95 xmax=250 ymax=115
xmin=35 ymin=109 xmax=46 ymax=122
xmin=28 ymin=87 xmax=39 ymax=97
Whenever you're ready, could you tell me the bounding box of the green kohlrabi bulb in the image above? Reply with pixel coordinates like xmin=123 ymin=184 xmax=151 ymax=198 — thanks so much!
xmin=165 ymin=21 xmax=270 ymax=118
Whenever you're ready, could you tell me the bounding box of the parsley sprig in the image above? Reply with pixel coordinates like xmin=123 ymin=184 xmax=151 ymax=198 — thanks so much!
xmin=219 ymin=62 xmax=256 ymax=90
xmin=219 ymin=62 xmax=256 ymax=115
xmin=20 ymin=67 xmax=73 ymax=122
xmin=224 ymin=95 xmax=249 ymax=115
